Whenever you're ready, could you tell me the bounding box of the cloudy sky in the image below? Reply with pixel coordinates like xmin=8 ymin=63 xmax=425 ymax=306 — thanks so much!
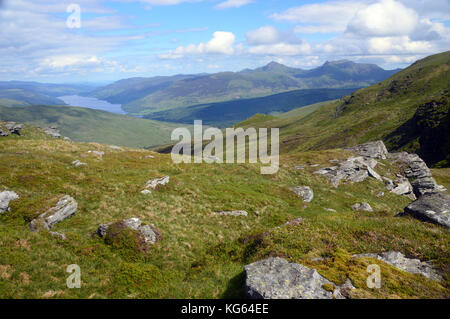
xmin=0 ymin=0 xmax=449 ymax=83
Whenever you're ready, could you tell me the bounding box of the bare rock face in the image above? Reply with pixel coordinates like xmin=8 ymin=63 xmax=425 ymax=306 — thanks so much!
xmin=314 ymin=156 xmax=380 ymax=187
xmin=389 ymin=152 xmax=445 ymax=197
xmin=145 ymin=176 xmax=170 ymax=190
xmin=215 ymin=211 xmax=248 ymax=216
xmin=0 ymin=191 xmax=19 ymax=213
xmin=351 ymin=202 xmax=373 ymax=212
xmin=29 ymin=195 xmax=77 ymax=232
xmin=289 ymin=186 xmax=314 ymax=203
xmin=345 ymin=140 xmax=389 ymax=159
xmin=354 ymin=251 xmax=442 ymax=282
xmin=97 ymin=217 xmax=161 ymax=247
xmin=404 ymin=192 xmax=450 ymax=228
xmin=244 ymin=257 xmax=333 ymax=299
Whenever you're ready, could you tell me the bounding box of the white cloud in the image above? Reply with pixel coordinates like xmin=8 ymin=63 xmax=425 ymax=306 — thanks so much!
xmin=272 ymin=0 xmax=367 ymax=34
xmin=248 ymin=43 xmax=311 ymax=56
xmin=246 ymin=26 xmax=281 ymax=45
xmin=159 ymin=31 xmax=236 ymax=59
xmin=215 ymin=0 xmax=254 ymax=9
xmin=346 ymin=0 xmax=418 ymax=37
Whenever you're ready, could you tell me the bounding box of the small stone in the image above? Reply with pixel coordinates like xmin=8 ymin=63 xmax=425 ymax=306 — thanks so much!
xmin=141 ymin=189 xmax=152 ymax=195
xmin=351 ymin=202 xmax=373 ymax=212
xmin=145 ymin=176 xmax=170 ymax=190
xmin=325 ymin=208 xmax=337 ymax=212
xmin=88 ymin=151 xmax=104 ymax=157
xmin=71 ymin=160 xmax=87 ymax=167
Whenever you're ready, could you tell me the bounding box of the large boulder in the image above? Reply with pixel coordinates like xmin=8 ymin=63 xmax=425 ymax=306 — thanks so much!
xmin=96 ymin=217 xmax=161 ymax=247
xmin=244 ymin=257 xmax=333 ymax=299
xmin=29 ymin=195 xmax=77 ymax=232
xmin=345 ymin=140 xmax=389 ymax=159
xmin=0 ymin=191 xmax=19 ymax=213
xmin=289 ymin=186 xmax=314 ymax=203
xmin=404 ymin=192 xmax=450 ymax=228
xmin=43 ymin=126 xmax=61 ymax=138
xmin=354 ymin=251 xmax=442 ymax=282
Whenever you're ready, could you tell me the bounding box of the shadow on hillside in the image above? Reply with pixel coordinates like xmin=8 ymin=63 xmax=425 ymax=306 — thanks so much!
xmin=221 ymin=271 xmax=246 ymax=299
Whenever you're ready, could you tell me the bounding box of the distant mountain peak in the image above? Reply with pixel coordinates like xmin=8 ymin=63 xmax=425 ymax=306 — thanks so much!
xmin=261 ymin=61 xmax=290 ymax=71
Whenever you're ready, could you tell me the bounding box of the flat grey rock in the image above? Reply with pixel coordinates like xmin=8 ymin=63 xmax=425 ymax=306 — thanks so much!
xmin=289 ymin=186 xmax=314 ymax=203
xmin=244 ymin=257 xmax=333 ymax=299
xmin=0 ymin=191 xmax=19 ymax=213
xmin=97 ymin=217 xmax=161 ymax=245
xmin=354 ymin=251 xmax=442 ymax=282
xmin=404 ymin=192 xmax=450 ymax=228
xmin=346 ymin=140 xmax=389 ymax=159
xmin=215 ymin=210 xmax=248 ymax=216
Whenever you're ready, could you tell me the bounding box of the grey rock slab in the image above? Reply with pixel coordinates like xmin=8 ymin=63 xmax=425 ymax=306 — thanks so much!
xmin=244 ymin=257 xmax=333 ymax=299
xmin=404 ymin=192 xmax=450 ymax=228
xmin=345 ymin=140 xmax=389 ymax=159
xmin=29 ymin=195 xmax=77 ymax=231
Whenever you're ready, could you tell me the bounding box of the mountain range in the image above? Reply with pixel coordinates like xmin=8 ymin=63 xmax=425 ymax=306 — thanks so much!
xmin=89 ymin=60 xmax=400 ymax=116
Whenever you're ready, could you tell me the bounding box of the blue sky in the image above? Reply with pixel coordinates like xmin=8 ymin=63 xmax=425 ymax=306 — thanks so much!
xmin=0 ymin=0 xmax=449 ymax=83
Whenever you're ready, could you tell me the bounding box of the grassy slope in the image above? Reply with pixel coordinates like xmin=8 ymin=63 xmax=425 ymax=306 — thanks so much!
xmin=237 ymin=51 xmax=449 ymax=165
xmin=0 ymin=126 xmax=448 ymax=298
xmin=0 ymin=105 xmax=189 ymax=148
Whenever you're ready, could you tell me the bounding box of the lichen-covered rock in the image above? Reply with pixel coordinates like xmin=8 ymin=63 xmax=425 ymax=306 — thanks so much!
xmin=0 ymin=191 xmax=19 ymax=213
xmin=332 ymin=278 xmax=356 ymax=299
xmin=390 ymin=178 xmax=416 ymax=199
xmin=404 ymin=192 xmax=450 ymax=228
xmin=354 ymin=251 xmax=442 ymax=282
xmin=346 ymin=140 xmax=389 ymax=159
xmin=145 ymin=176 xmax=170 ymax=190
xmin=289 ymin=186 xmax=314 ymax=203
xmin=351 ymin=202 xmax=373 ymax=212
xmin=29 ymin=195 xmax=77 ymax=232
xmin=244 ymin=257 xmax=333 ymax=299
xmin=97 ymin=217 xmax=161 ymax=247
xmin=215 ymin=210 xmax=248 ymax=216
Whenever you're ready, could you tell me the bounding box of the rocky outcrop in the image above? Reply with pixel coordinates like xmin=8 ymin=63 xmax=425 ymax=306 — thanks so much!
xmin=314 ymin=156 xmax=379 ymax=187
xmin=43 ymin=126 xmax=61 ymax=138
xmin=351 ymin=202 xmax=373 ymax=212
xmin=289 ymin=186 xmax=314 ymax=203
xmin=389 ymin=152 xmax=446 ymax=197
xmin=384 ymin=177 xmax=416 ymax=199
xmin=0 ymin=191 xmax=19 ymax=213
xmin=0 ymin=122 xmax=24 ymax=136
xmin=244 ymin=257 xmax=333 ymax=299
xmin=345 ymin=140 xmax=389 ymax=159
xmin=215 ymin=211 xmax=248 ymax=216
xmin=96 ymin=217 xmax=161 ymax=246
xmin=404 ymin=192 xmax=450 ymax=228
xmin=29 ymin=195 xmax=77 ymax=232
xmin=354 ymin=251 xmax=442 ymax=282
xmin=144 ymin=176 xmax=170 ymax=190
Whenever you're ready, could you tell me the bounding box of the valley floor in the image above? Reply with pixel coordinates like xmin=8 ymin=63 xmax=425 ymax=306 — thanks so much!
xmin=0 ymin=126 xmax=449 ymax=298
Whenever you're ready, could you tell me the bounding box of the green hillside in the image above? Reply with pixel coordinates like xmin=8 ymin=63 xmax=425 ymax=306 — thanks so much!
xmin=237 ymin=51 xmax=450 ymax=167
xmin=0 ymin=89 xmax=63 ymax=107
xmin=0 ymin=104 xmax=189 ymax=148
xmin=148 ymin=88 xmax=356 ymax=127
